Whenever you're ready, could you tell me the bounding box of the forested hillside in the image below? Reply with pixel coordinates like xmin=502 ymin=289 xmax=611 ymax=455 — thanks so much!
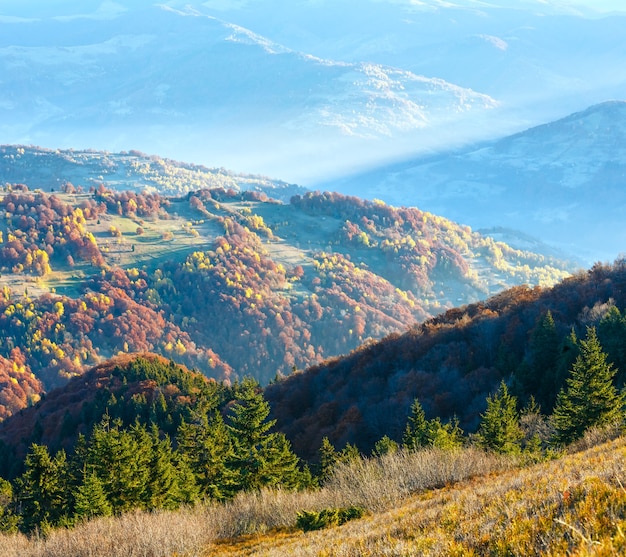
xmin=267 ymin=260 xmax=626 ymax=459
xmin=0 ymin=354 xmax=313 ymax=532
xmin=0 ymin=175 xmax=573 ymax=420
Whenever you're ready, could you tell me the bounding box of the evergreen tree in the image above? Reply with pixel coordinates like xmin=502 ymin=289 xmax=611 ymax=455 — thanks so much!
xmin=337 ymin=442 xmax=361 ymax=464
xmin=15 ymin=444 xmax=70 ymax=532
xmin=476 ymin=381 xmax=523 ymax=454
xmin=555 ymin=327 xmax=579 ymax=396
xmin=598 ymin=306 xmax=626 ymax=387
xmin=402 ymin=398 xmax=429 ymax=450
xmin=426 ymin=416 xmax=464 ymax=450
xmin=83 ymin=418 xmax=151 ymax=513
xmin=73 ymin=471 xmax=112 ymax=522
xmin=552 ymin=327 xmax=625 ymax=445
xmin=143 ymin=425 xmax=193 ymax=510
xmin=0 ymin=477 xmax=17 ymax=533
xmin=372 ymin=435 xmax=399 ymax=457
xmin=520 ymin=311 xmax=560 ymax=409
xmin=317 ymin=437 xmax=338 ymax=484
xmin=403 ymin=398 xmax=464 ymax=450
xmin=226 ymin=378 xmax=303 ymax=492
xmin=177 ymin=413 xmax=237 ymax=500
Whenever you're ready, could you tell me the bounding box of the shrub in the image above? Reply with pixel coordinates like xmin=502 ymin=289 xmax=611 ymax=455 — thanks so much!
xmin=296 ymin=506 xmax=366 ymax=532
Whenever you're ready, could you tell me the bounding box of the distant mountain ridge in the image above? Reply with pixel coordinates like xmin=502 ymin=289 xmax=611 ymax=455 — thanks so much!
xmin=0 ymin=145 xmax=306 ymax=201
xmin=0 ymin=2 xmax=498 ymax=182
xmin=324 ymin=101 xmax=626 ymax=263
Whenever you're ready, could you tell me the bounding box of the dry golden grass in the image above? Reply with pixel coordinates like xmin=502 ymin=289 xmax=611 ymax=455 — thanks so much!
xmin=210 ymin=438 xmax=626 ymax=557
xmin=2 ymin=439 xmax=626 ymax=556
xmin=0 ymin=447 xmax=509 ymax=556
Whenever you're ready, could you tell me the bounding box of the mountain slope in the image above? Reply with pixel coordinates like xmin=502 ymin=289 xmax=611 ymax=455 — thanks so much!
xmin=0 ymin=160 xmax=574 ymax=420
xmin=198 ymin=0 xmax=626 ymax=159
xmin=0 ymin=352 xmax=230 ymax=478
xmin=197 ymin=437 xmax=626 ymax=557
xmin=324 ymin=101 xmax=626 ymax=263
xmin=267 ymin=260 xmax=626 ymax=459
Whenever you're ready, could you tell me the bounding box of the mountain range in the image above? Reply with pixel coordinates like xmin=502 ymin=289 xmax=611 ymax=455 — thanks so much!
xmin=1 ymin=258 xmax=625 ymax=465
xmin=325 ymin=101 xmax=626 ymax=263
xmin=0 ymin=1 xmax=624 ymax=551
xmin=1 ymin=0 xmax=625 ymax=183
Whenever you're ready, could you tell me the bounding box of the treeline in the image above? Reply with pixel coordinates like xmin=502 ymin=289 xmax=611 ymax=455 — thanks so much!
xmin=0 ymin=145 xmax=305 ymax=201
xmin=0 ymin=355 xmax=311 ymax=534
xmin=267 ymin=260 xmax=626 ymax=459
xmin=93 ymin=184 xmax=169 ymax=218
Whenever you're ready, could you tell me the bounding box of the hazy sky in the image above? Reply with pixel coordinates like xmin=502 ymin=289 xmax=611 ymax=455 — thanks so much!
xmin=554 ymin=0 xmax=625 ymax=10
xmin=2 ymin=0 xmax=626 ymax=12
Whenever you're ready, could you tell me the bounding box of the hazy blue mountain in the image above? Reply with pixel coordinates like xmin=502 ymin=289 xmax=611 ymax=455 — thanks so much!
xmin=322 ymin=101 xmax=626 ymax=263
xmin=0 ymin=1 xmax=624 ymax=184
xmin=0 ymin=1 xmax=497 ymax=183
xmin=197 ymin=1 xmax=626 ymax=166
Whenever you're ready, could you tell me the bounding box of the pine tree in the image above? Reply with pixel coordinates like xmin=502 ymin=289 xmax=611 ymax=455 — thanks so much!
xmin=15 ymin=444 xmax=70 ymax=532
xmin=372 ymin=435 xmax=399 ymax=457
xmin=73 ymin=471 xmax=112 ymax=522
xmin=476 ymin=381 xmax=523 ymax=454
xmin=177 ymin=413 xmax=237 ymax=500
xmin=83 ymin=418 xmax=151 ymax=513
xmin=427 ymin=416 xmax=464 ymax=450
xmin=0 ymin=477 xmax=17 ymax=533
xmin=318 ymin=437 xmax=338 ymax=484
xmin=598 ymin=305 xmax=626 ymax=386
xmin=552 ymin=327 xmax=625 ymax=445
xmin=143 ymin=426 xmax=190 ymax=511
xmin=520 ymin=311 xmax=560 ymax=409
xmin=402 ymin=398 xmax=429 ymax=450
xmin=403 ymin=398 xmax=463 ymax=450
xmin=226 ymin=378 xmax=303 ymax=492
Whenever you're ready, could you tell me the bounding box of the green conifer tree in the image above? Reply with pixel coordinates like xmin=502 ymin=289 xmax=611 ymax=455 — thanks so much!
xmin=402 ymin=398 xmax=429 ymax=450
xmin=372 ymin=435 xmax=399 ymax=457
xmin=552 ymin=327 xmax=625 ymax=445
xmin=84 ymin=418 xmax=151 ymax=513
xmin=15 ymin=444 xmax=70 ymax=532
xmin=402 ymin=398 xmax=463 ymax=450
xmin=337 ymin=443 xmax=361 ymax=464
xmin=598 ymin=305 xmax=626 ymax=386
xmin=73 ymin=471 xmax=112 ymax=522
xmin=143 ymin=426 xmax=191 ymax=510
xmin=522 ymin=311 xmax=560 ymax=409
xmin=427 ymin=416 xmax=464 ymax=450
xmin=0 ymin=477 xmax=17 ymax=533
xmin=177 ymin=413 xmax=237 ymax=500
xmin=476 ymin=381 xmax=523 ymax=454
xmin=226 ymin=378 xmax=303 ymax=492
xmin=318 ymin=437 xmax=338 ymax=484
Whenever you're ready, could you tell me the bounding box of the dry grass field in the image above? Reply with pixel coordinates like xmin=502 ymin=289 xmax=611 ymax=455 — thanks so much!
xmin=2 ymin=432 xmax=625 ymax=557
